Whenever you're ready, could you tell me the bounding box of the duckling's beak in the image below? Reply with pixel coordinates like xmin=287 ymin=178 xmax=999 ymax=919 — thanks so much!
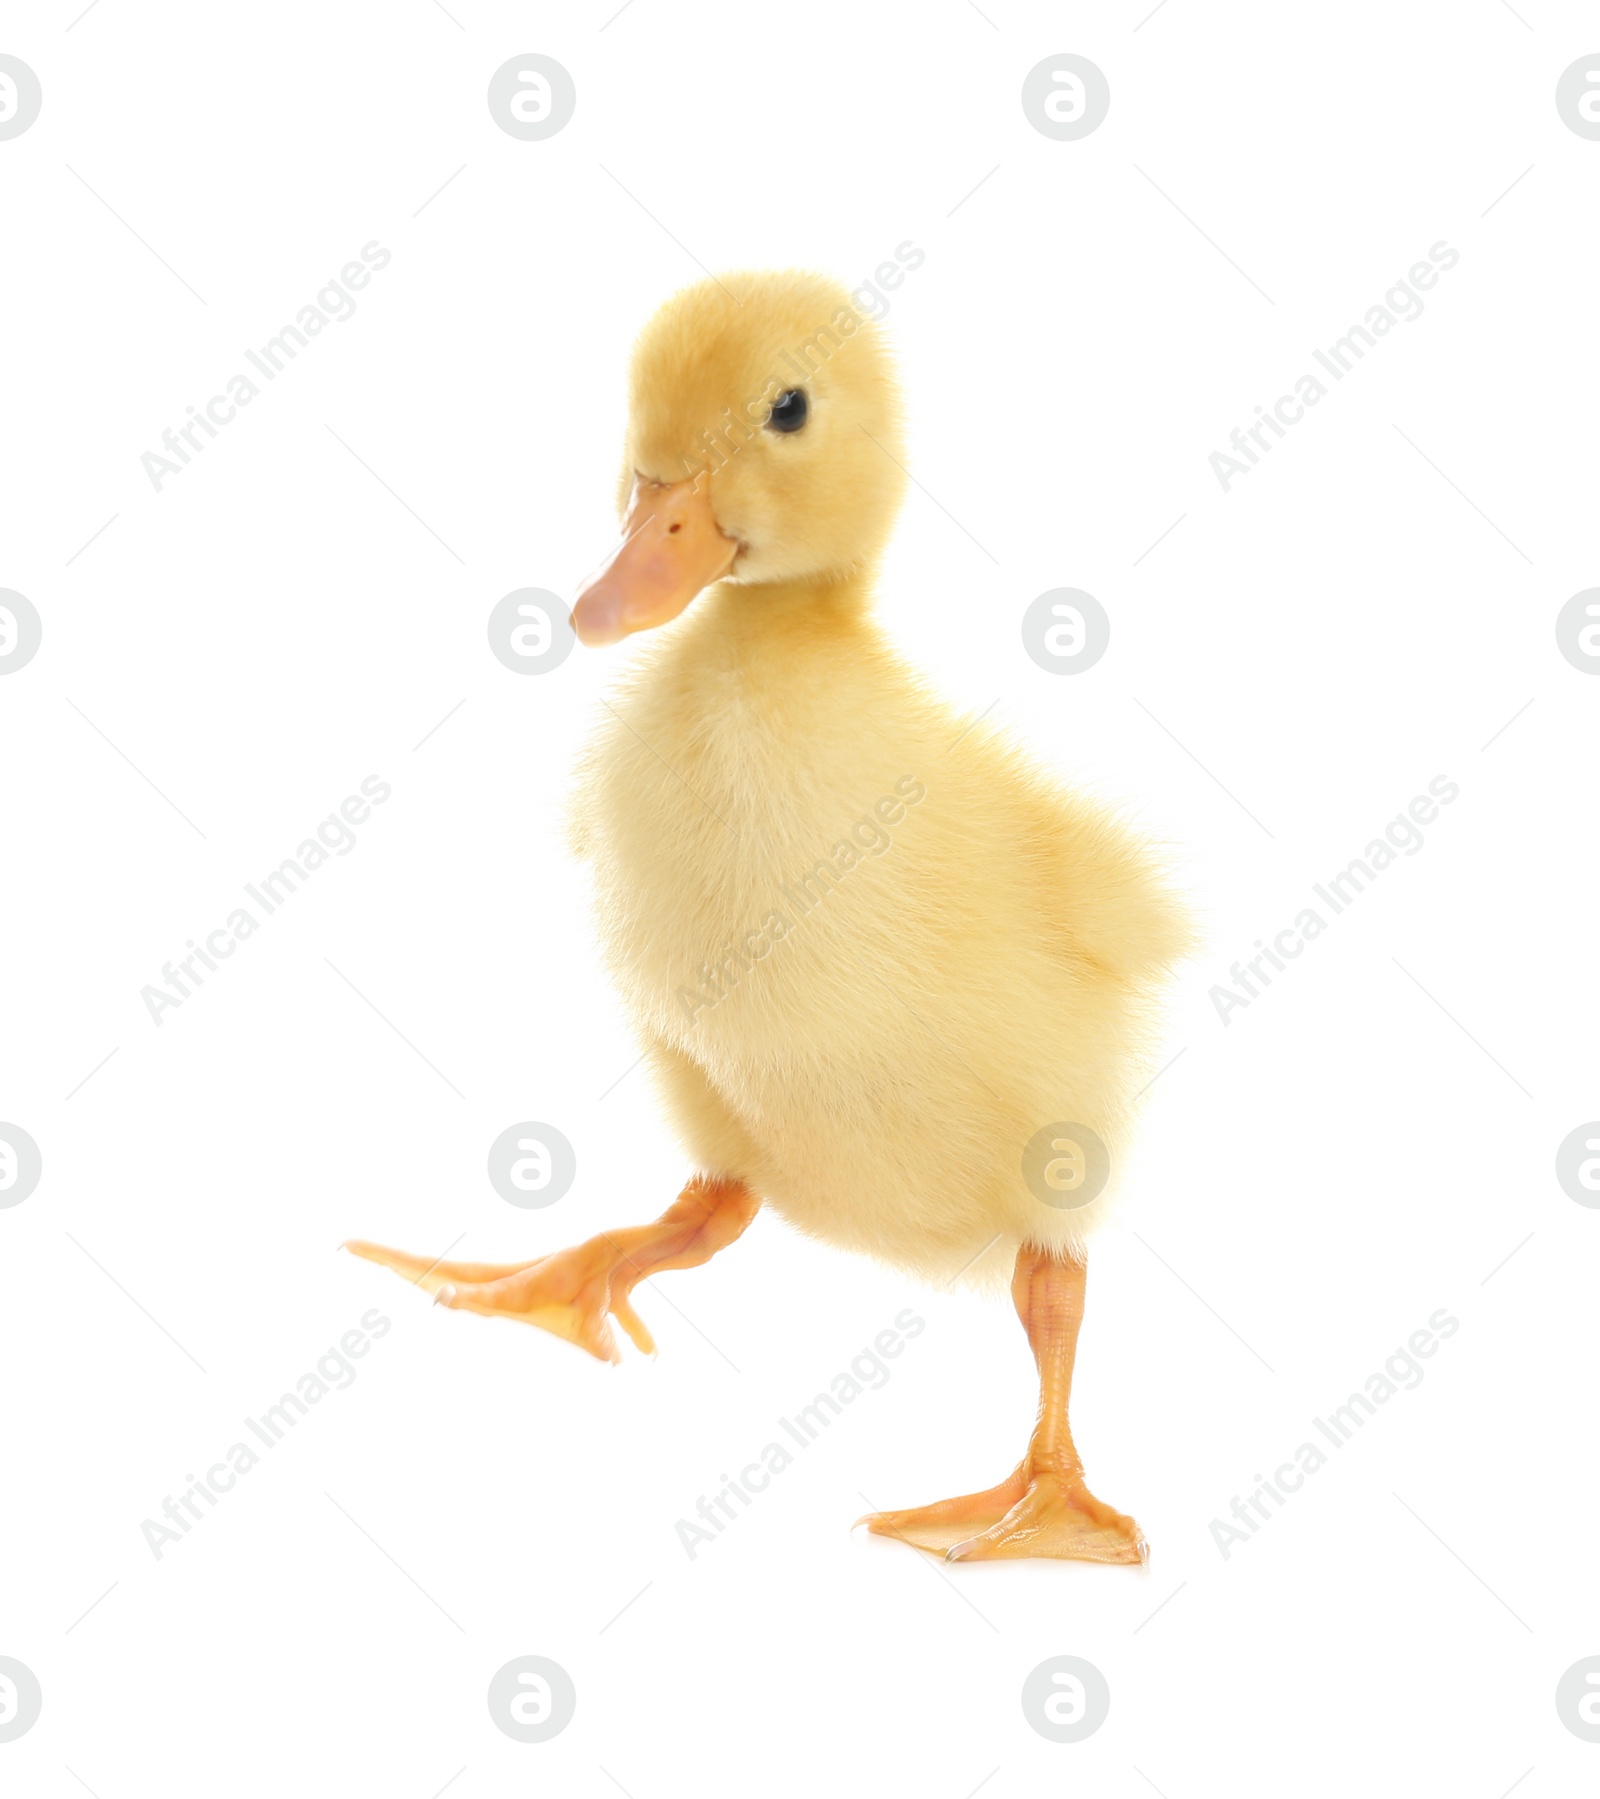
xmin=571 ymin=468 xmax=739 ymax=648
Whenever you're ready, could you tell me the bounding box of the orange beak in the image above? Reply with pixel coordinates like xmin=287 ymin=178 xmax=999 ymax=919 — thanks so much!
xmin=570 ymin=468 xmax=739 ymax=648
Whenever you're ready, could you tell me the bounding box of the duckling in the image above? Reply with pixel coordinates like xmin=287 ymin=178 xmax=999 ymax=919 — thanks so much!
xmin=348 ymin=270 xmax=1191 ymax=1563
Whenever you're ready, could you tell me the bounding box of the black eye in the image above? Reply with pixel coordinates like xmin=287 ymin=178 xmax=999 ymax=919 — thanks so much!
xmin=766 ymin=388 xmax=808 ymax=433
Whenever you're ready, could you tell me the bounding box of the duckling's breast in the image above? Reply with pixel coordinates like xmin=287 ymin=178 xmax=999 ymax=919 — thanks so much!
xmin=572 ymin=623 xmax=1179 ymax=1282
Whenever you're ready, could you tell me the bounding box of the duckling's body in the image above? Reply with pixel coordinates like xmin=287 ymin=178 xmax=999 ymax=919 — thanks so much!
xmin=349 ymin=269 xmax=1190 ymax=1565
xmin=575 ymin=578 xmax=1187 ymax=1286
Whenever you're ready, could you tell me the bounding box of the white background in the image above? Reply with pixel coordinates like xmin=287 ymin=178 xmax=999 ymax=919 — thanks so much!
xmin=3 ymin=1 xmax=1597 ymax=1794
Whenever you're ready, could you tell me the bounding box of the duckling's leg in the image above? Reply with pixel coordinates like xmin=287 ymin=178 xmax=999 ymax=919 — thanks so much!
xmin=344 ymin=1175 xmax=758 ymax=1364
xmin=861 ymin=1245 xmax=1146 ymax=1564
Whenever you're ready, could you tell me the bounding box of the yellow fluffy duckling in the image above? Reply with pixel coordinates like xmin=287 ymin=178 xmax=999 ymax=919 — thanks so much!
xmin=349 ymin=271 xmax=1191 ymax=1564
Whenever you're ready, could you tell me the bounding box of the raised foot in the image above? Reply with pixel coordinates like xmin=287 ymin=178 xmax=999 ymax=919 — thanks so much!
xmin=341 ymin=1237 xmax=653 ymax=1364
xmin=860 ymin=1469 xmax=1146 ymax=1565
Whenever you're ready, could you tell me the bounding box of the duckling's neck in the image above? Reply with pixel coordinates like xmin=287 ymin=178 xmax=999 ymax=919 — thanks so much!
xmin=624 ymin=570 xmax=899 ymax=822
xmin=672 ymin=570 xmax=879 ymax=672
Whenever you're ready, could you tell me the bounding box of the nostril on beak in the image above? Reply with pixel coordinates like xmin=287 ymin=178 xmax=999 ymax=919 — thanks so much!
xmin=668 ymin=523 xmax=682 ymax=534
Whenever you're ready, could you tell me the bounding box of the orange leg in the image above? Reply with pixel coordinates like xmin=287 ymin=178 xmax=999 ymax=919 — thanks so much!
xmin=344 ymin=1175 xmax=759 ymax=1364
xmin=860 ymin=1245 xmax=1146 ymax=1564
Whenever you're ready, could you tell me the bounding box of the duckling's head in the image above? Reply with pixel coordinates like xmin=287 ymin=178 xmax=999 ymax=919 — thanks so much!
xmin=572 ymin=269 xmax=906 ymax=647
